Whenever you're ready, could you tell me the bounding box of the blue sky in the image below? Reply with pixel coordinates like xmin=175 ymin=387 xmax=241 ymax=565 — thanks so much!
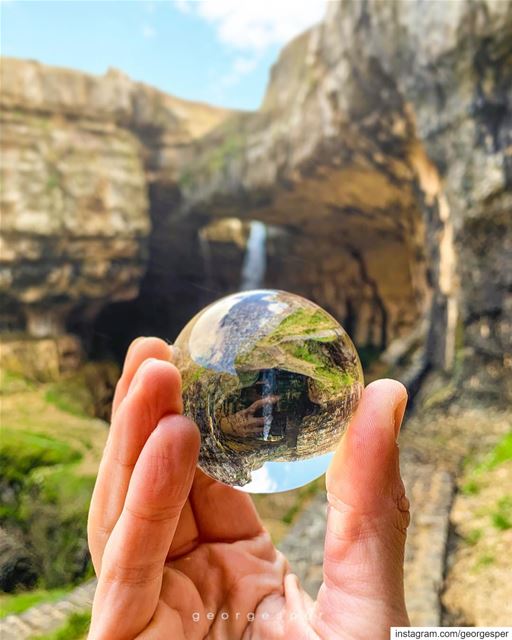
xmin=1 ymin=0 xmax=326 ymax=110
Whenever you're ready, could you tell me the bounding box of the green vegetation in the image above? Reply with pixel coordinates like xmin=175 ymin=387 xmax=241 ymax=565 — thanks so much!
xmin=0 ymin=429 xmax=82 ymax=484
xmin=290 ymin=342 xmax=353 ymax=393
xmin=461 ymin=432 xmax=512 ymax=495
xmin=478 ymin=433 xmax=512 ymax=472
xmin=0 ymin=369 xmax=35 ymax=395
xmin=207 ymin=132 xmax=244 ymax=173
xmin=31 ymin=611 xmax=91 ymax=640
xmin=491 ymin=495 xmax=512 ymax=531
xmin=270 ymin=308 xmax=336 ymax=342
xmin=45 ymin=381 xmax=90 ymax=417
xmin=474 ymin=553 xmax=495 ymax=571
xmin=0 ymin=586 xmax=72 ymax=618
xmin=462 ymin=479 xmax=480 ymax=495
xmin=0 ymin=368 xmax=108 ymax=591
xmin=234 ymin=305 xmax=356 ymax=396
xmin=45 ymin=174 xmax=60 ymax=191
xmin=464 ymin=528 xmax=482 ymax=546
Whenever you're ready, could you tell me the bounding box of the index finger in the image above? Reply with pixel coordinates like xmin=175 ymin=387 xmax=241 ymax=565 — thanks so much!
xmin=111 ymin=337 xmax=173 ymax=418
xmin=90 ymin=415 xmax=200 ymax=639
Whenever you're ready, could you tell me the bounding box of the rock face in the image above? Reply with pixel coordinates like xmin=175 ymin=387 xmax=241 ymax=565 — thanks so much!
xmin=1 ymin=0 xmax=510 ymax=401
xmin=0 ymin=59 xmax=230 ymax=338
xmin=176 ymin=0 xmax=512 ymax=401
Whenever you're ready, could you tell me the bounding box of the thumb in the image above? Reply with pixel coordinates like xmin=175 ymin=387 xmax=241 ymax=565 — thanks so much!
xmin=315 ymin=379 xmax=410 ymax=635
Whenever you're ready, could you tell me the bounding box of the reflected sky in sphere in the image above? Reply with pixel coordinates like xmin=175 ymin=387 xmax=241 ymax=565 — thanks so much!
xmin=174 ymin=290 xmax=363 ymax=493
xmin=237 ymin=452 xmax=335 ymax=493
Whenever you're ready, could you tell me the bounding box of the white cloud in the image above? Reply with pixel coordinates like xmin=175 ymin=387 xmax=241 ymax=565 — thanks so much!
xmin=220 ymin=54 xmax=259 ymax=87
xmin=176 ymin=0 xmax=326 ymax=52
xmin=174 ymin=0 xmax=327 ymax=90
xmin=142 ymin=24 xmax=156 ymax=38
xmin=238 ymin=464 xmax=279 ymax=493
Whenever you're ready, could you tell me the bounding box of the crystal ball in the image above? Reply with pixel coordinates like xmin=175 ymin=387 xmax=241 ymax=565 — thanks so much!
xmin=173 ymin=290 xmax=364 ymax=493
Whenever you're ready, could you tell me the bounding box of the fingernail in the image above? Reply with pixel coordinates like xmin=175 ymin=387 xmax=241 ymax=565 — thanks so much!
xmin=394 ymin=395 xmax=408 ymax=439
xmin=123 ymin=337 xmax=146 ymax=370
xmin=128 ymin=357 xmax=158 ymax=393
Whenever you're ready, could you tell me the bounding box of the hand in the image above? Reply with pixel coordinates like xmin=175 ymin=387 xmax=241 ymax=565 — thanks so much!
xmin=220 ymin=395 xmax=280 ymax=438
xmin=88 ymin=337 xmax=410 ymax=639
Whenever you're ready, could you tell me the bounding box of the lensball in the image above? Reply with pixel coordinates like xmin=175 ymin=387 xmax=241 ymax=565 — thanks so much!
xmin=173 ymin=290 xmax=363 ymax=493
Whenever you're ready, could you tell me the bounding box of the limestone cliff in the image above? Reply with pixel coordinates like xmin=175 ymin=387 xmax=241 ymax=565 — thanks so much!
xmin=176 ymin=0 xmax=512 ymax=401
xmin=1 ymin=0 xmax=510 ymax=401
xmin=0 ymin=58 xmax=230 ymax=337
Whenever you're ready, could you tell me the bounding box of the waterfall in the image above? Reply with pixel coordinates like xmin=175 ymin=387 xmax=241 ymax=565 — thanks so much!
xmin=261 ymin=368 xmax=276 ymax=440
xmin=240 ymin=220 xmax=267 ymax=290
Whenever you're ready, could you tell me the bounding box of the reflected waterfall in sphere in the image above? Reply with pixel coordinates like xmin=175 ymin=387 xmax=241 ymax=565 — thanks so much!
xmin=241 ymin=221 xmax=266 ymax=290
xmin=174 ymin=290 xmax=364 ymax=493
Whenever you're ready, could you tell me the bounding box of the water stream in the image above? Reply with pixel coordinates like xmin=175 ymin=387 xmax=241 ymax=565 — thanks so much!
xmin=240 ymin=220 xmax=267 ymax=291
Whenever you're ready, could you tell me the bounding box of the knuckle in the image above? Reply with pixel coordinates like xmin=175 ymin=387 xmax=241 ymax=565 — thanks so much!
xmin=125 ymin=501 xmax=183 ymax=524
xmin=103 ymin=559 xmax=162 ymax=586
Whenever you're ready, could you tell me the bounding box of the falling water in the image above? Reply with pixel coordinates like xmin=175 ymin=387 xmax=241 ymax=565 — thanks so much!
xmin=240 ymin=220 xmax=267 ymax=290
xmin=261 ymin=368 xmax=276 ymax=440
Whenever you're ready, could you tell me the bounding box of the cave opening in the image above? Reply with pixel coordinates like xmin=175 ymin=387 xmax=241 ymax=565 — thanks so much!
xmin=86 ymin=199 xmax=432 ymax=387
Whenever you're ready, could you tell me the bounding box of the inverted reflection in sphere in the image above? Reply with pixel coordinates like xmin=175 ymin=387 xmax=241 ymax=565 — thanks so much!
xmin=173 ymin=290 xmax=364 ymax=493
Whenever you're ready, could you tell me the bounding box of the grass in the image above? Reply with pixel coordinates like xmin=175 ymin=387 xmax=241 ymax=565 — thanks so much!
xmin=44 ymin=378 xmax=93 ymax=418
xmin=461 ymin=479 xmax=480 ymax=495
xmin=461 ymin=432 xmax=512 ymax=496
xmin=31 ymin=611 xmax=91 ymax=640
xmin=464 ymin=528 xmax=483 ymax=546
xmin=0 ymin=369 xmax=35 ymax=395
xmin=478 ymin=432 xmax=512 ymax=472
xmin=474 ymin=553 xmax=495 ymax=571
xmin=291 ymin=342 xmax=353 ymax=392
xmin=0 ymin=587 xmax=72 ymax=618
xmin=491 ymin=495 xmax=512 ymax=531
xmin=270 ymin=308 xmax=337 ymax=342
xmin=0 ymin=369 xmax=108 ymax=589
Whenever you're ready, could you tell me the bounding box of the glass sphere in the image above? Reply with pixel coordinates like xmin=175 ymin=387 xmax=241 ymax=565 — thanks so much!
xmin=173 ymin=290 xmax=363 ymax=493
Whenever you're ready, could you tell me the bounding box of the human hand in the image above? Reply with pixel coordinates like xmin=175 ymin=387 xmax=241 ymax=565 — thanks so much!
xmin=88 ymin=337 xmax=410 ymax=639
xmin=220 ymin=395 xmax=280 ymax=438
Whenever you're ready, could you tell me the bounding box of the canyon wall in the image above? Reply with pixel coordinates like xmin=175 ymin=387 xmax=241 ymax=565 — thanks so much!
xmin=1 ymin=0 xmax=510 ymax=400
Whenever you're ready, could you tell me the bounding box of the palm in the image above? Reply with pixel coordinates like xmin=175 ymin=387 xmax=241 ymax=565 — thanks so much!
xmin=88 ymin=338 xmax=410 ymax=639
xmin=146 ymin=471 xmax=289 ymax=639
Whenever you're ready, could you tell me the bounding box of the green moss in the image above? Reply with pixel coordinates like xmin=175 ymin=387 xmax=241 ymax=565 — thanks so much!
xmin=0 ymin=429 xmax=82 ymax=482
xmin=31 ymin=611 xmax=91 ymax=640
xmin=0 ymin=586 xmax=72 ymax=618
